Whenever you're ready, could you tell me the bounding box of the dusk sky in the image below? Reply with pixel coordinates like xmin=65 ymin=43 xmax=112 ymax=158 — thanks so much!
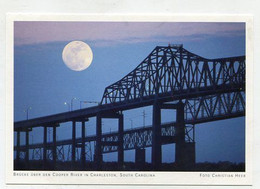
xmin=14 ymin=21 xmax=245 ymax=163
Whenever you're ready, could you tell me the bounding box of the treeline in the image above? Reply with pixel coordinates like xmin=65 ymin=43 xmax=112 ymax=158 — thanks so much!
xmin=14 ymin=160 xmax=245 ymax=172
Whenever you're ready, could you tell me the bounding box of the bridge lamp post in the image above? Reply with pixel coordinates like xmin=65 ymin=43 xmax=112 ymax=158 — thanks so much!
xmin=24 ymin=107 xmax=32 ymax=120
xmin=64 ymin=102 xmax=71 ymax=111
xmin=71 ymin=97 xmax=78 ymax=111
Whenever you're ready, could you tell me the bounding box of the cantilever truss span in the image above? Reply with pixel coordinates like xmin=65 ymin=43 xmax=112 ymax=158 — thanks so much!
xmin=101 ymin=45 xmax=245 ymax=105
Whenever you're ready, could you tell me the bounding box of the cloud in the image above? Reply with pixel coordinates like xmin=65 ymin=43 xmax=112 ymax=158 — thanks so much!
xmin=14 ymin=22 xmax=245 ymax=46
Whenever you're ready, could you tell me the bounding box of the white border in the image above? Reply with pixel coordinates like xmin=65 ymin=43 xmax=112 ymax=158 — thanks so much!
xmin=5 ymin=14 xmax=253 ymax=185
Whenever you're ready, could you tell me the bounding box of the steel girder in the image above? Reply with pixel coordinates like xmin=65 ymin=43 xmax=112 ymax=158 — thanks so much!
xmin=16 ymin=90 xmax=244 ymax=160
xmin=101 ymin=45 xmax=245 ymax=104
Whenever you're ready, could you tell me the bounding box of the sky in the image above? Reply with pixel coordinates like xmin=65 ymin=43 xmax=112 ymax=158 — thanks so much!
xmin=14 ymin=21 xmax=245 ymax=163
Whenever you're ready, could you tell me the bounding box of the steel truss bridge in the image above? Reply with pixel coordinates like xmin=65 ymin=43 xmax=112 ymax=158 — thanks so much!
xmin=14 ymin=44 xmax=245 ymax=170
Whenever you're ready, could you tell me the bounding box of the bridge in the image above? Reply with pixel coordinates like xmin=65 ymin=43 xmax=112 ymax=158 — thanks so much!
xmin=14 ymin=44 xmax=245 ymax=171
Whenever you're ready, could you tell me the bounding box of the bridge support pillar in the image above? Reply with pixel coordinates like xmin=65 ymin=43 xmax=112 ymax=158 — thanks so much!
xmin=118 ymin=113 xmax=124 ymax=169
xmin=176 ymin=142 xmax=195 ymax=168
xmin=15 ymin=130 xmax=21 ymax=169
xmin=81 ymin=121 xmax=86 ymax=169
xmin=43 ymin=126 xmax=47 ymax=169
xmin=25 ymin=129 xmax=30 ymax=169
xmin=95 ymin=112 xmax=124 ymax=170
xmin=175 ymin=101 xmax=195 ymax=168
xmin=52 ymin=125 xmax=57 ymax=170
xmin=152 ymin=101 xmax=162 ymax=170
xmin=95 ymin=113 xmax=102 ymax=170
xmin=72 ymin=121 xmax=76 ymax=164
xmin=135 ymin=148 xmax=145 ymax=170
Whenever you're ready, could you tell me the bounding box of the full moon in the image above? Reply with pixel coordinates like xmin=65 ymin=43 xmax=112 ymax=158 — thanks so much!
xmin=62 ymin=41 xmax=93 ymax=71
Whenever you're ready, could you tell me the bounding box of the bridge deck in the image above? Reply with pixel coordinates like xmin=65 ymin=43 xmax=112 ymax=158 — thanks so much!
xmin=14 ymin=84 xmax=243 ymax=130
xmin=14 ymin=111 xmax=244 ymax=152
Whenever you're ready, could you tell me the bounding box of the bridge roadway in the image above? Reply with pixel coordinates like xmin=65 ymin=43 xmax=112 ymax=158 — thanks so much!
xmin=15 ymin=109 xmax=244 ymax=153
xmin=14 ymin=83 xmax=243 ymax=131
